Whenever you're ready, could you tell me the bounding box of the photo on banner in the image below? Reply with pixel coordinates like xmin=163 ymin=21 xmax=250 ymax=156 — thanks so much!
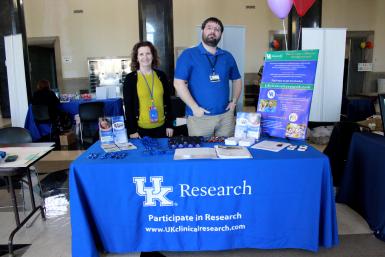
xmin=257 ymin=50 xmax=319 ymax=140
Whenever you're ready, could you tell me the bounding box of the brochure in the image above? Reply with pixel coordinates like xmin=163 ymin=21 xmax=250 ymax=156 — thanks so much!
xmin=214 ymin=145 xmax=252 ymax=159
xmin=99 ymin=117 xmax=114 ymax=144
xmin=234 ymin=112 xmax=261 ymax=140
xmin=99 ymin=116 xmax=137 ymax=152
xmin=112 ymin=116 xmax=129 ymax=145
xmin=251 ymin=140 xmax=290 ymax=152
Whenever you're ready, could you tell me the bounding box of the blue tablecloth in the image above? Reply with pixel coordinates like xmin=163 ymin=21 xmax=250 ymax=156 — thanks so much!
xmin=24 ymin=98 xmax=123 ymax=141
xmin=337 ymin=132 xmax=385 ymax=242
xmin=341 ymin=97 xmax=375 ymax=122
xmin=59 ymin=98 xmax=123 ymax=118
xmin=70 ymin=139 xmax=339 ymax=257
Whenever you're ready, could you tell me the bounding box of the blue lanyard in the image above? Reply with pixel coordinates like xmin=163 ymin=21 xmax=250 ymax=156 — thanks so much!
xmin=139 ymin=70 xmax=155 ymax=102
xmin=206 ymin=55 xmax=218 ymax=74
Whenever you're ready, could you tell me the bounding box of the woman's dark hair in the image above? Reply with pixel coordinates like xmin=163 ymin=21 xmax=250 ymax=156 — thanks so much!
xmin=36 ymin=79 xmax=51 ymax=90
xmin=201 ymin=17 xmax=224 ymax=33
xmin=130 ymin=41 xmax=160 ymax=71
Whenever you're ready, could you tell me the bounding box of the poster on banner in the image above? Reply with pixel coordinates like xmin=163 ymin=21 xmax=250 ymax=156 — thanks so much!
xmin=257 ymin=50 xmax=319 ymax=140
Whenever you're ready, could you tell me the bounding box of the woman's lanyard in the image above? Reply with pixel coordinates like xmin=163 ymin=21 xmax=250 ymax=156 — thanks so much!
xmin=206 ymin=55 xmax=220 ymax=82
xmin=140 ymin=70 xmax=159 ymax=123
xmin=140 ymin=70 xmax=155 ymax=106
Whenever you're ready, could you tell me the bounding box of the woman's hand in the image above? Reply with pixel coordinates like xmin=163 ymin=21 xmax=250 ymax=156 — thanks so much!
xmin=129 ymin=132 xmax=140 ymax=138
xmin=166 ymin=128 xmax=174 ymax=137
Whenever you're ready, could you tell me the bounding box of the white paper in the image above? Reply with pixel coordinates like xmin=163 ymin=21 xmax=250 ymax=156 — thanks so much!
xmin=174 ymin=148 xmax=218 ymax=160
xmin=251 ymin=140 xmax=290 ymax=152
xmin=214 ymin=145 xmax=252 ymax=159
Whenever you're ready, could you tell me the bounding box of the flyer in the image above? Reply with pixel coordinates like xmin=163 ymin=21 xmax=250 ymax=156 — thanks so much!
xmin=99 ymin=117 xmax=114 ymax=144
xmin=234 ymin=112 xmax=261 ymax=140
xmin=112 ymin=116 xmax=128 ymax=145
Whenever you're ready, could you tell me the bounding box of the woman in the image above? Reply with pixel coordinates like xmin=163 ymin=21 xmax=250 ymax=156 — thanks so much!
xmin=123 ymin=41 xmax=174 ymax=138
xmin=32 ymin=79 xmax=60 ymax=121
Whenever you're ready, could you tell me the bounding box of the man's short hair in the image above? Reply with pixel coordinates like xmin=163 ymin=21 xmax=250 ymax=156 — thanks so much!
xmin=201 ymin=17 xmax=224 ymax=33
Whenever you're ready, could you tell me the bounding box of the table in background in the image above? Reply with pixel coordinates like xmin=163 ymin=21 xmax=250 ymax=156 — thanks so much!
xmin=70 ymin=139 xmax=339 ymax=257
xmin=337 ymin=132 xmax=385 ymax=242
xmin=341 ymin=97 xmax=375 ymax=122
xmin=24 ymin=98 xmax=124 ymax=141
xmin=59 ymin=98 xmax=123 ymax=118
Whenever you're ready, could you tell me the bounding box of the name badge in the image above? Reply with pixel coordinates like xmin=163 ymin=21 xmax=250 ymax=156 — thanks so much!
xmin=209 ymin=74 xmax=220 ymax=82
xmin=149 ymin=106 xmax=159 ymax=123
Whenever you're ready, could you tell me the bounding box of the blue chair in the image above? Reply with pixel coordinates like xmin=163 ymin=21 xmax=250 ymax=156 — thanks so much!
xmin=31 ymin=104 xmax=56 ymax=142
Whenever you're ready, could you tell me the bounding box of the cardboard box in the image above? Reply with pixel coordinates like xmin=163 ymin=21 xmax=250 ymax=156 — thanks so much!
xmin=59 ymin=131 xmax=77 ymax=146
xmin=357 ymin=116 xmax=383 ymax=132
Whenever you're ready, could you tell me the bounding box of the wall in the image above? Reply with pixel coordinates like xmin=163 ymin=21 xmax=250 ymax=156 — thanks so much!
xmin=323 ymin=0 xmax=384 ymax=72
xmin=173 ymin=0 xmax=282 ymax=73
xmin=24 ymin=0 xmax=385 ymax=88
xmin=24 ymin=0 xmax=139 ymax=80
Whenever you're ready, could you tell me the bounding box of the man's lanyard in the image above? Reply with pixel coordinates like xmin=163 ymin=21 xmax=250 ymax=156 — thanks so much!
xmin=206 ymin=55 xmax=218 ymax=75
xmin=140 ymin=70 xmax=155 ymax=105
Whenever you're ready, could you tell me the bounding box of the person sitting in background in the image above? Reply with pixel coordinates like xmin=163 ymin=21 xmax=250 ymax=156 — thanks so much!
xmin=123 ymin=41 xmax=174 ymax=138
xmin=32 ymin=79 xmax=60 ymax=121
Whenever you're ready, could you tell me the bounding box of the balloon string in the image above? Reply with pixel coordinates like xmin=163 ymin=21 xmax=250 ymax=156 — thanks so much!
xmin=282 ymin=19 xmax=288 ymax=51
xmin=297 ymin=17 xmax=302 ymax=50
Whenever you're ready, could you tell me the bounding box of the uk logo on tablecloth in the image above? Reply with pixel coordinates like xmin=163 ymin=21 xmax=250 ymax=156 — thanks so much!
xmin=133 ymin=176 xmax=173 ymax=207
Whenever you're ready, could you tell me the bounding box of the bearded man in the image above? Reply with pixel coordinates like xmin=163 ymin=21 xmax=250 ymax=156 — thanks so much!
xmin=174 ymin=17 xmax=242 ymax=137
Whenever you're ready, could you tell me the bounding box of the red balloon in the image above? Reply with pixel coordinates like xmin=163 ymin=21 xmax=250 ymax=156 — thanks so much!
xmin=293 ymin=0 xmax=316 ymax=17
xmin=271 ymin=39 xmax=280 ymax=50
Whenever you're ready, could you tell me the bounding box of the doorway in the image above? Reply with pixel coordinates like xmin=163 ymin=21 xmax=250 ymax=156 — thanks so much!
xmin=28 ymin=46 xmax=57 ymax=92
xmin=344 ymin=31 xmax=374 ymax=96
xmin=27 ymin=36 xmax=63 ymax=95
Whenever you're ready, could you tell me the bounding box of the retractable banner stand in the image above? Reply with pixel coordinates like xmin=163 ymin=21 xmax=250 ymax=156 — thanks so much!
xmin=257 ymin=50 xmax=319 ymax=140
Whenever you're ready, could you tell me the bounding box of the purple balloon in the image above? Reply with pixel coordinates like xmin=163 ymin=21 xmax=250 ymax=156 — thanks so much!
xmin=267 ymin=0 xmax=293 ymax=19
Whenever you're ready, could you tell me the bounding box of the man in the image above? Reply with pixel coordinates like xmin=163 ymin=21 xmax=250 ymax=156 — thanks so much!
xmin=174 ymin=17 xmax=242 ymax=137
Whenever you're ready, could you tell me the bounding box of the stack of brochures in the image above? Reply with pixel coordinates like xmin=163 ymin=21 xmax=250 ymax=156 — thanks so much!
xmin=234 ymin=112 xmax=261 ymax=140
xmin=99 ymin=116 xmax=137 ymax=152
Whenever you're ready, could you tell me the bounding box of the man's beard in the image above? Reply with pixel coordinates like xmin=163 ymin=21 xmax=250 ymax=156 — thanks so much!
xmin=202 ymin=33 xmax=221 ymax=47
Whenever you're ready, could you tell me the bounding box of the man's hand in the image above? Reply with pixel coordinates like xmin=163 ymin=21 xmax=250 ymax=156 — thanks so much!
xmin=192 ymin=106 xmax=210 ymax=117
xmin=226 ymin=100 xmax=237 ymax=111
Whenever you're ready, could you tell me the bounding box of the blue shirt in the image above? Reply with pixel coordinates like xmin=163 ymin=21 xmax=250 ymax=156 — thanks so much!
xmin=175 ymin=43 xmax=241 ymax=115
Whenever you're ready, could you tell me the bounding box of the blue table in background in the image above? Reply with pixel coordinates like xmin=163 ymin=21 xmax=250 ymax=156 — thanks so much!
xmin=59 ymin=98 xmax=123 ymax=118
xmin=24 ymin=98 xmax=123 ymax=141
xmin=337 ymin=132 xmax=385 ymax=242
xmin=341 ymin=97 xmax=375 ymax=122
xmin=70 ymin=139 xmax=339 ymax=257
